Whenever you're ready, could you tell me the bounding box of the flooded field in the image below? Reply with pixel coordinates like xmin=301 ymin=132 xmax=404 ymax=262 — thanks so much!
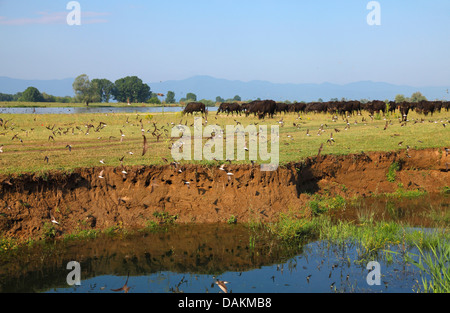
xmin=0 ymin=194 xmax=448 ymax=293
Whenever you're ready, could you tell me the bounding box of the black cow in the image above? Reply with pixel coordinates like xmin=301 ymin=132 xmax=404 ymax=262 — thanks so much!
xmin=305 ymin=102 xmax=327 ymax=114
xmin=217 ymin=102 xmax=242 ymax=116
xmin=217 ymin=102 xmax=228 ymax=114
xmin=289 ymin=102 xmax=307 ymax=114
xmin=336 ymin=101 xmax=361 ymax=116
xmin=245 ymin=100 xmax=277 ymax=119
xmin=363 ymin=100 xmax=386 ymax=116
xmin=398 ymin=102 xmax=411 ymax=121
xmin=276 ymin=102 xmax=289 ymax=114
xmin=183 ymin=102 xmax=206 ymax=115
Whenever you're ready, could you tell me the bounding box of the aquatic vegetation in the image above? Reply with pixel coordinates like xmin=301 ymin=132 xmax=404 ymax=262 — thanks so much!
xmin=405 ymin=238 xmax=450 ymax=293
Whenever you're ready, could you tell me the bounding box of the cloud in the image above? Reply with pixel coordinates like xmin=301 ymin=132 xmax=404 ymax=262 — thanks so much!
xmin=0 ymin=11 xmax=109 ymax=26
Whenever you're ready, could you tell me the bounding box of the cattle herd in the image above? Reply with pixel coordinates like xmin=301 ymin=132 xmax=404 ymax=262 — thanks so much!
xmin=183 ymin=99 xmax=450 ymax=120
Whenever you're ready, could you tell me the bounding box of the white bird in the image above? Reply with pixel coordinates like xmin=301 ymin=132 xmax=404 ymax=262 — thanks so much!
xmin=219 ymin=164 xmax=226 ymax=171
xmin=98 ymin=170 xmax=105 ymax=179
xmin=121 ymin=170 xmax=127 ymax=174
xmin=100 ymin=159 xmax=105 ymax=164
xmin=50 ymin=212 xmax=59 ymax=225
xmin=0 ymin=145 xmax=3 ymax=153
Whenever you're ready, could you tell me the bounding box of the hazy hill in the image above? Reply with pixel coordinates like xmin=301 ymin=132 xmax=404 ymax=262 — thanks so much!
xmin=1 ymin=75 xmax=448 ymax=102
xmin=151 ymin=75 xmax=448 ymax=102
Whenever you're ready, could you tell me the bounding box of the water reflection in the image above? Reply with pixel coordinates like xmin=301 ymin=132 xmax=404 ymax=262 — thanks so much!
xmin=1 ymin=195 xmax=447 ymax=293
xmin=330 ymin=193 xmax=449 ymax=228
xmin=0 ymin=106 xmax=218 ymax=114
xmin=0 ymin=222 xmax=429 ymax=293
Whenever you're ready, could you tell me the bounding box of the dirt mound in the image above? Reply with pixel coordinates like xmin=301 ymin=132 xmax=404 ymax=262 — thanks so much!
xmin=0 ymin=148 xmax=448 ymax=241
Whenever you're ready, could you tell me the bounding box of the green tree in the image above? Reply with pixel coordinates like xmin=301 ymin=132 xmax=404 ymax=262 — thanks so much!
xmin=395 ymin=94 xmax=407 ymax=103
xmin=147 ymin=96 xmax=161 ymax=104
xmin=19 ymin=87 xmax=44 ymax=102
xmin=112 ymin=76 xmax=151 ymax=103
xmin=0 ymin=93 xmax=14 ymax=101
xmin=41 ymin=92 xmax=56 ymax=102
xmin=91 ymin=78 xmax=114 ymax=103
xmin=186 ymin=93 xmax=197 ymax=102
xmin=409 ymin=91 xmax=427 ymax=103
xmin=233 ymin=95 xmax=241 ymax=102
xmin=73 ymin=74 xmax=99 ymax=106
xmin=165 ymin=91 xmax=176 ymax=104
xmin=216 ymin=96 xmax=225 ymax=103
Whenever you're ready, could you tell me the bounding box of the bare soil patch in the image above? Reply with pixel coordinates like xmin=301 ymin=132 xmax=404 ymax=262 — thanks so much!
xmin=0 ymin=148 xmax=448 ymax=241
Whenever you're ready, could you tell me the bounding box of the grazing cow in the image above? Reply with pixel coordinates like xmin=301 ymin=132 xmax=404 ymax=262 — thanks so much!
xmin=444 ymin=101 xmax=450 ymax=112
xmin=227 ymin=102 xmax=242 ymax=116
xmin=363 ymin=100 xmax=386 ymax=116
xmin=217 ymin=102 xmax=229 ymax=115
xmin=336 ymin=101 xmax=361 ymax=117
xmin=276 ymin=102 xmax=289 ymax=114
xmin=305 ymin=102 xmax=327 ymax=114
xmin=183 ymin=102 xmax=206 ymax=115
xmin=217 ymin=102 xmax=242 ymax=116
xmin=289 ymin=102 xmax=307 ymax=114
xmin=245 ymin=100 xmax=277 ymax=119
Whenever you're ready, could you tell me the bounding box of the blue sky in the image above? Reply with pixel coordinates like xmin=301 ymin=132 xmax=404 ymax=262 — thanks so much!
xmin=0 ymin=0 xmax=449 ymax=86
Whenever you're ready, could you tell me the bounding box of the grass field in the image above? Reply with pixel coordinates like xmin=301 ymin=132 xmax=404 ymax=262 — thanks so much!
xmin=0 ymin=109 xmax=448 ymax=175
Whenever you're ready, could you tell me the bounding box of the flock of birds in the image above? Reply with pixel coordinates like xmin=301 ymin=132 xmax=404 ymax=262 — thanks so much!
xmin=90 ymin=256 xmax=362 ymax=293
xmin=1 ymin=110 xmax=449 ymax=173
xmin=1 ymin=111 xmax=449 ymax=228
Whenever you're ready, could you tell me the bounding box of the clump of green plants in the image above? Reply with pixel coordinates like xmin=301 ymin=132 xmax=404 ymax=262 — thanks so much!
xmin=266 ymin=213 xmax=316 ymax=241
xmin=406 ymin=238 xmax=450 ymax=293
xmin=308 ymin=195 xmax=346 ymax=216
xmin=440 ymin=186 xmax=450 ymax=195
xmin=0 ymin=238 xmax=19 ymax=254
xmin=386 ymin=161 xmax=401 ymax=182
xmin=386 ymin=188 xmax=427 ymax=199
xmin=153 ymin=211 xmax=178 ymax=225
xmin=227 ymin=215 xmax=237 ymax=224
xmin=42 ymin=222 xmax=57 ymax=240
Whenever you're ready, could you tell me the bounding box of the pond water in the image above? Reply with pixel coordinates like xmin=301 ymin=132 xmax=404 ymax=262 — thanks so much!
xmin=0 ymin=195 xmax=448 ymax=293
xmin=0 ymin=106 xmax=218 ymax=114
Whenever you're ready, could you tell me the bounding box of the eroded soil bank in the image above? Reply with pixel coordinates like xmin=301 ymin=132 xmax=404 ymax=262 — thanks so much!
xmin=0 ymin=148 xmax=448 ymax=241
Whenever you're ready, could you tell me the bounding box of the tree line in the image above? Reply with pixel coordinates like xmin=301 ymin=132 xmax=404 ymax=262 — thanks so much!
xmin=0 ymin=74 xmax=434 ymax=107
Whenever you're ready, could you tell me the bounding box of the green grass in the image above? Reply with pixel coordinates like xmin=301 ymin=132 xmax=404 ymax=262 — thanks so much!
xmin=386 ymin=161 xmax=401 ymax=182
xmin=0 ymin=110 xmax=448 ymax=175
xmin=406 ymin=238 xmax=450 ymax=293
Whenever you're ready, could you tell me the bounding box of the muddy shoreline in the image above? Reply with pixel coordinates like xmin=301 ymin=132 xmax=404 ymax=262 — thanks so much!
xmin=0 ymin=147 xmax=448 ymax=241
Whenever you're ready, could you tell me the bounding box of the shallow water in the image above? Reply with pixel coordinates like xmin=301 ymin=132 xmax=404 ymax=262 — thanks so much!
xmin=0 ymin=223 xmax=435 ymax=293
xmin=0 ymin=195 xmax=447 ymax=293
xmin=0 ymin=106 xmax=217 ymax=114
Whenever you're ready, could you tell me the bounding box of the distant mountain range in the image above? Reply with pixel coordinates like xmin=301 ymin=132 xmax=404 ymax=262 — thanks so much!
xmin=151 ymin=75 xmax=449 ymax=102
xmin=1 ymin=75 xmax=448 ymax=102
